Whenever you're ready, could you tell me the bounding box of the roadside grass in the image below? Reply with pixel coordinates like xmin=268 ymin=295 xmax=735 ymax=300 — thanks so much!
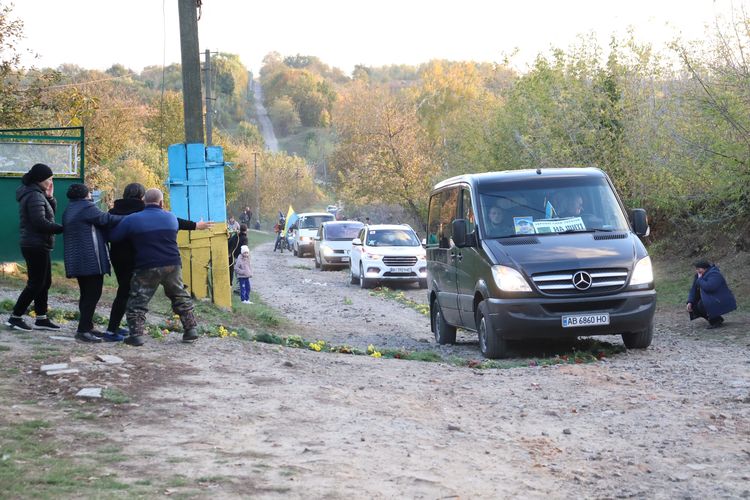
xmin=369 ymin=287 xmax=429 ymax=315
xmin=0 ymin=419 xmax=142 ymax=497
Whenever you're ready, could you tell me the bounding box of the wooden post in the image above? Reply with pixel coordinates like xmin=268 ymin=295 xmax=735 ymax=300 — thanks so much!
xmin=178 ymin=0 xmax=204 ymax=144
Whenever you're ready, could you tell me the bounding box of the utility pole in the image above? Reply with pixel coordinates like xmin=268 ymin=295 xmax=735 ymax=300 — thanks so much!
xmin=204 ymin=49 xmax=213 ymax=145
xmin=253 ymin=151 xmax=260 ymax=226
xmin=178 ymin=0 xmax=204 ymax=144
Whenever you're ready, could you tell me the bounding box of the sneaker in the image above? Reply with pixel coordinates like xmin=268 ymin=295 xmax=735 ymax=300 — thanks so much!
xmin=5 ymin=316 xmax=32 ymax=332
xmin=102 ymin=330 xmax=126 ymax=342
xmin=707 ymin=322 xmax=724 ymax=330
xmin=124 ymin=334 xmax=145 ymax=347
xmin=34 ymin=317 xmax=61 ymax=331
xmin=89 ymin=330 xmax=105 ymax=338
xmin=182 ymin=328 xmax=199 ymax=343
xmin=75 ymin=331 xmax=103 ymax=343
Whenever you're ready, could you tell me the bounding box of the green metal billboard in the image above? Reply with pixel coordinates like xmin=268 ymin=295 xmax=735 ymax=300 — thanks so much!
xmin=0 ymin=127 xmax=85 ymax=261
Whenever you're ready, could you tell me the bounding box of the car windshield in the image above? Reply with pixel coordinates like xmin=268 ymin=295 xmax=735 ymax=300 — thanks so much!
xmin=365 ymin=229 xmax=420 ymax=247
xmin=325 ymin=223 xmax=364 ymax=241
xmin=479 ymin=175 xmax=631 ymax=238
xmin=298 ymin=214 xmax=334 ymax=229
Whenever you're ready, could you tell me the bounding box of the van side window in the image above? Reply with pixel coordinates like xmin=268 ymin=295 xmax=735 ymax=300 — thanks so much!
xmin=427 ymin=188 xmax=458 ymax=248
xmin=461 ymin=188 xmax=475 ymax=234
xmin=427 ymin=193 xmax=441 ymax=246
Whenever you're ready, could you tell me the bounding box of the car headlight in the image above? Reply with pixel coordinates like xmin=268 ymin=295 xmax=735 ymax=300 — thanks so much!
xmin=300 ymin=236 xmax=308 ymax=242
xmin=630 ymin=256 xmax=654 ymax=286
xmin=417 ymin=254 xmax=426 ymax=261
xmin=363 ymin=252 xmax=383 ymax=260
xmin=491 ymin=265 xmax=532 ymax=292
xmin=321 ymin=245 xmax=333 ymax=256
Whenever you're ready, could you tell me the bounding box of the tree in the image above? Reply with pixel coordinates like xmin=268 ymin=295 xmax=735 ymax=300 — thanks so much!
xmin=330 ymin=82 xmax=439 ymax=228
xmin=0 ymin=3 xmax=61 ymax=127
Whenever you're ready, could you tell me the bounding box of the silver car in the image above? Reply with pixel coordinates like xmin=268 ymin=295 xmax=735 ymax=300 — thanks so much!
xmin=313 ymin=220 xmax=364 ymax=271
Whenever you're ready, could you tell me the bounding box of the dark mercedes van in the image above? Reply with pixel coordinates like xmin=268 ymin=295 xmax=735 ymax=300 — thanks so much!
xmin=426 ymin=167 xmax=656 ymax=358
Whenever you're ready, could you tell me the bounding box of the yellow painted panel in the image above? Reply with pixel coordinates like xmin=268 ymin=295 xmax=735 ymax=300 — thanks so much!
xmin=210 ymin=232 xmax=232 ymax=309
xmin=191 ymin=246 xmax=211 ymax=299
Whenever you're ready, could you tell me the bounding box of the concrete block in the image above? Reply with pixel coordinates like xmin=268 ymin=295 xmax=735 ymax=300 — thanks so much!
xmin=40 ymin=363 xmax=68 ymax=372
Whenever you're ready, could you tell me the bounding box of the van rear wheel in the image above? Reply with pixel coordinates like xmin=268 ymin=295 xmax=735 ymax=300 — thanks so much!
xmin=477 ymin=301 xmax=508 ymax=359
xmin=432 ymin=299 xmax=456 ymax=344
xmin=622 ymin=321 xmax=653 ymax=349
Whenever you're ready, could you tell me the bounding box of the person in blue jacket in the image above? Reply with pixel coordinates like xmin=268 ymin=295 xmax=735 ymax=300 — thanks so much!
xmin=108 ymin=188 xmax=198 ymax=347
xmin=687 ymin=259 xmax=737 ymax=329
xmin=62 ymin=183 xmax=123 ymax=342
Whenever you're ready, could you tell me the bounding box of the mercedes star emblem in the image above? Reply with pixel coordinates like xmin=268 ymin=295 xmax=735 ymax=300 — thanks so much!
xmin=572 ymin=271 xmax=592 ymax=290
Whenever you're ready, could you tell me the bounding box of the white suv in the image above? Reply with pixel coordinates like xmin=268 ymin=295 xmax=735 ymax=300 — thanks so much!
xmin=349 ymin=224 xmax=427 ymax=289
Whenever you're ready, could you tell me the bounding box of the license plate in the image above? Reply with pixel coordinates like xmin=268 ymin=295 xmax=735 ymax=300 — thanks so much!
xmin=561 ymin=313 xmax=610 ymax=328
xmin=390 ymin=267 xmax=412 ymax=273
xmin=341 ymin=256 xmax=349 ymax=262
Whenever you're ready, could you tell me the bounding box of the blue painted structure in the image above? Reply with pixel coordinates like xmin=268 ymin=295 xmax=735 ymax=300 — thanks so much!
xmin=167 ymin=143 xmax=227 ymax=222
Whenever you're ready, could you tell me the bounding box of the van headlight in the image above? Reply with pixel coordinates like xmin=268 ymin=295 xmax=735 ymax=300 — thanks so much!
xmin=321 ymin=245 xmax=333 ymax=256
xmin=491 ymin=265 xmax=532 ymax=292
xmin=630 ymin=256 xmax=654 ymax=286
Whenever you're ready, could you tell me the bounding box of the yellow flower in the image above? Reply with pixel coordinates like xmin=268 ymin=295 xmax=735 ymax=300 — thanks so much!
xmin=308 ymin=342 xmax=321 ymax=352
xmin=370 ymin=351 xmax=382 ymax=358
xmin=367 ymin=344 xmax=375 ymax=354
xmin=231 ymin=331 xmax=238 ymax=337
xmin=29 ymin=311 xmax=37 ymax=318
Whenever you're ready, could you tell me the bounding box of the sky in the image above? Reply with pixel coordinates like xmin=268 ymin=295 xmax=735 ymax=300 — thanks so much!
xmin=10 ymin=0 xmax=746 ymax=76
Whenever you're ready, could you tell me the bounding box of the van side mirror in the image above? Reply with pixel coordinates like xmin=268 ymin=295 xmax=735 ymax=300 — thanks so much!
xmin=452 ymin=219 xmax=476 ymax=248
xmin=421 ymin=238 xmax=427 ymax=247
xmin=352 ymin=238 xmax=362 ymax=246
xmin=630 ymin=208 xmax=650 ymax=237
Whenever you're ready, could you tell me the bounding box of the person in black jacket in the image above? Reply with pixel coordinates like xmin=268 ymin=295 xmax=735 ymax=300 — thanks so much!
xmin=105 ymin=183 xmax=212 ymax=341
xmin=5 ymin=163 xmax=64 ymax=332
xmin=62 ymin=184 xmax=122 ymax=343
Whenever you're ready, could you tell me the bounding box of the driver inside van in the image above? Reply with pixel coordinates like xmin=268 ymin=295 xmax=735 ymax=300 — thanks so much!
xmin=552 ymin=193 xmax=584 ymax=218
xmin=485 ymin=203 xmax=512 ymax=237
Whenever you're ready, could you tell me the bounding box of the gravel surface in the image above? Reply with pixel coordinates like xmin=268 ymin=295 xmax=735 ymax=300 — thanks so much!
xmin=0 ymin=243 xmax=748 ymax=498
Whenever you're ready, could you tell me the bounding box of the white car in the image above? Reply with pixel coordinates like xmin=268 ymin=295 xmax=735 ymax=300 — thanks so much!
xmin=313 ymin=220 xmax=364 ymax=270
xmin=350 ymin=224 xmax=427 ymax=289
xmin=293 ymin=212 xmax=335 ymax=257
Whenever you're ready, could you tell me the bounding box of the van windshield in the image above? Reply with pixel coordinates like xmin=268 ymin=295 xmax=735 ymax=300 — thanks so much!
xmin=478 ymin=176 xmax=630 ymax=238
xmin=298 ymin=214 xmax=334 ymax=230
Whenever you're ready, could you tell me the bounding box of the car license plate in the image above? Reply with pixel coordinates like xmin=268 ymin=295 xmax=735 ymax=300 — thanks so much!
xmin=390 ymin=267 xmax=412 ymax=273
xmin=341 ymin=256 xmax=349 ymax=262
xmin=561 ymin=313 xmax=610 ymax=328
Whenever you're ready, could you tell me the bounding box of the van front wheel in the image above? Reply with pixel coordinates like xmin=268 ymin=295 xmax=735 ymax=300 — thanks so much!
xmin=621 ymin=321 xmax=653 ymax=349
xmin=432 ymin=299 xmax=456 ymax=345
xmin=477 ymin=301 xmax=508 ymax=359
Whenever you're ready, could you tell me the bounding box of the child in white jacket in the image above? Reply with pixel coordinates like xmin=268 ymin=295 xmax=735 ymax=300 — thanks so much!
xmin=235 ymin=245 xmax=253 ymax=304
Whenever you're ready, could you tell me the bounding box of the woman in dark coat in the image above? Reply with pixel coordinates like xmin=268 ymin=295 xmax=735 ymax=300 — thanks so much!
xmin=105 ymin=183 xmax=211 ymax=340
xmin=5 ymin=163 xmax=64 ymax=332
xmin=687 ymin=259 xmax=737 ymax=329
xmin=62 ymin=183 xmax=122 ymax=342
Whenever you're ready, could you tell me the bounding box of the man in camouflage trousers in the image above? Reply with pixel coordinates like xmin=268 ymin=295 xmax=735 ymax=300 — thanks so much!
xmin=109 ymin=188 xmax=198 ymax=346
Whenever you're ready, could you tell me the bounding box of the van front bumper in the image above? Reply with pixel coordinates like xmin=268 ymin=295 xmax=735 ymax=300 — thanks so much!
xmin=486 ymin=290 xmax=656 ymax=340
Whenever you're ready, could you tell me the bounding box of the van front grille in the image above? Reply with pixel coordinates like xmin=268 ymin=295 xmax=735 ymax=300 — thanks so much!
xmin=383 ymin=256 xmax=417 ymax=267
xmin=532 ymin=268 xmax=629 ymax=295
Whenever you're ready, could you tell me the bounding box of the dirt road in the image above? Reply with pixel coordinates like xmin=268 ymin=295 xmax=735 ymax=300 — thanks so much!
xmin=1 ymin=243 xmax=749 ymax=498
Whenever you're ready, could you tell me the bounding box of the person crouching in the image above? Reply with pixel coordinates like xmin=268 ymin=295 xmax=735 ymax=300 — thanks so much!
xmin=687 ymin=259 xmax=737 ymax=329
